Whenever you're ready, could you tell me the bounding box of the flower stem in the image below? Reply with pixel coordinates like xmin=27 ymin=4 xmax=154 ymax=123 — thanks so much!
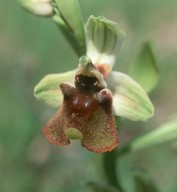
xmin=102 ymin=150 xmax=124 ymax=192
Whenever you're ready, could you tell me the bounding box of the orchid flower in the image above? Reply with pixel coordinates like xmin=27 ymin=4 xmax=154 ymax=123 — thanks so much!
xmin=34 ymin=16 xmax=154 ymax=121
xmin=33 ymin=16 xmax=154 ymax=153
xmin=19 ymin=0 xmax=154 ymax=153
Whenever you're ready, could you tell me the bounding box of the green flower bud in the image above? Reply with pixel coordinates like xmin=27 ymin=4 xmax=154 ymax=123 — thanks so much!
xmin=19 ymin=0 xmax=53 ymax=17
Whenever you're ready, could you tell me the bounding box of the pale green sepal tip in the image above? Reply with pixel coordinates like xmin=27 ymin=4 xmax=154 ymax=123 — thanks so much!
xmin=106 ymin=71 xmax=154 ymax=121
xmin=19 ymin=0 xmax=53 ymax=17
xmin=34 ymin=69 xmax=76 ymax=107
xmin=65 ymin=128 xmax=83 ymax=140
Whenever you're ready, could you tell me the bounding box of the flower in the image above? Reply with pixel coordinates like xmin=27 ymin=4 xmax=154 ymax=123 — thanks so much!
xmin=43 ymin=57 xmax=118 ymax=153
xmin=34 ymin=16 xmax=154 ymax=152
xmin=34 ymin=16 xmax=154 ymax=121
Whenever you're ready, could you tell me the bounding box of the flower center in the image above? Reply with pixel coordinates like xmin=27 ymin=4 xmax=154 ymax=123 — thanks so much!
xmin=75 ymin=74 xmax=103 ymax=93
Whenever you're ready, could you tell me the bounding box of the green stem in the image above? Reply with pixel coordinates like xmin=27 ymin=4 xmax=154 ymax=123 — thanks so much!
xmin=102 ymin=150 xmax=124 ymax=192
xmin=116 ymin=143 xmax=131 ymax=157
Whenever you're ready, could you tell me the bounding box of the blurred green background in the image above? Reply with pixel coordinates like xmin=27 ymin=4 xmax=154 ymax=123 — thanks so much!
xmin=0 ymin=0 xmax=177 ymax=192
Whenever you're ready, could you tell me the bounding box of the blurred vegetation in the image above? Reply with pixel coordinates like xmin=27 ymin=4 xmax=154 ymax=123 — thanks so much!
xmin=0 ymin=0 xmax=177 ymax=192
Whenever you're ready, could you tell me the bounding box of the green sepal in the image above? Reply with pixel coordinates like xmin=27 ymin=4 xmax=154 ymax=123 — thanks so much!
xmin=86 ymin=15 xmax=126 ymax=66
xmin=53 ymin=0 xmax=86 ymax=56
xmin=129 ymin=42 xmax=159 ymax=93
xmin=34 ymin=69 xmax=76 ymax=107
xmin=106 ymin=72 xmax=154 ymax=121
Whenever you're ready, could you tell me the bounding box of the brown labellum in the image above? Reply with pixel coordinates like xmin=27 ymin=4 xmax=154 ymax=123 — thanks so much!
xmin=43 ymin=73 xmax=118 ymax=153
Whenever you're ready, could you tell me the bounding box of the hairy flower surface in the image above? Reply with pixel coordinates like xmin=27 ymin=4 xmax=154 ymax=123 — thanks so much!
xmin=43 ymin=59 xmax=118 ymax=153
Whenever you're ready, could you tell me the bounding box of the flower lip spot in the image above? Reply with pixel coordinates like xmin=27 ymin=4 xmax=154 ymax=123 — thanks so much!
xmin=84 ymin=100 xmax=91 ymax=108
xmin=72 ymin=96 xmax=79 ymax=106
xmin=67 ymin=92 xmax=98 ymax=118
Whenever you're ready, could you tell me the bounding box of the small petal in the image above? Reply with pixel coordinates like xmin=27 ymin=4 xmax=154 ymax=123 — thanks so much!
xmin=106 ymin=71 xmax=154 ymax=121
xmin=86 ymin=16 xmax=126 ymax=76
xmin=34 ymin=69 xmax=76 ymax=107
xmin=19 ymin=0 xmax=53 ymax=17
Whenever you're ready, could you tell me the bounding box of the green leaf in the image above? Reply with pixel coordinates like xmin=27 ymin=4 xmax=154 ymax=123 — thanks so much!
xmin=133 ymin=168 xmax=158 ymax=192
xmin=106 ymin=72 xmax=154 ymax=121
xmin=129 ymin=42 xmax=159 ymax=93
xmin=85 ymin=181 xmax=119 ymax=192
xmin=34 ymin=69 xmax=76 ymax=107
xmin=53 ymin=0 xmax=86 ymax=56
xmin=124 ymin=118 xmax=177 ymax=153
xmin=86 ymin=15 xmax=126 ymax=67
